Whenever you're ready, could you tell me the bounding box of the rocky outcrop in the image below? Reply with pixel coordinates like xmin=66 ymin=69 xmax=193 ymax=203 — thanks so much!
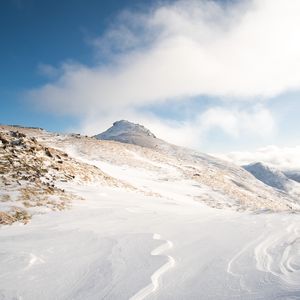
xmin=0 ymin=129 xmax=131 ymax=225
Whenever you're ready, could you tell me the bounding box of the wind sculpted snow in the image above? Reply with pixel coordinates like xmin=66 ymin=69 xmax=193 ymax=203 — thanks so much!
xmin=1 ymin=123 xmax=300 ymax=299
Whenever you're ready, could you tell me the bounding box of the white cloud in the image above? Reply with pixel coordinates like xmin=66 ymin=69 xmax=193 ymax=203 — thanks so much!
xmin=71 ymin=104 xmax=274 ymax=152
xmin=197 ymin=104 xmax=275 ymax=138
xmin=28 ymin=0 xmax=300 ymax=148
xmin=30 ymin=0 xmax=300 ymax=114
xmin=216 ymin=145 xmax=300 ymax=171
xmin=72 ymin=110 xmax=200 ymax=148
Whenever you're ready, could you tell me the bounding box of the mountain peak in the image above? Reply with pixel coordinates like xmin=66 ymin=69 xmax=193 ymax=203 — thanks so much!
xmin=94 ymin=120 xmax=159 ymax=147
xmin=110 ymin=120 xmax=156 ymax=138
xmin=243 ymin=161 xmax=290 ymax=191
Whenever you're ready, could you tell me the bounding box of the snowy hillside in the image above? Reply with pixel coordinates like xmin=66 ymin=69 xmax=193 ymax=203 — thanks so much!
xmin=1 ymin=123 xmax=300 ymax=299
xmin=1 ymin=122 xmax=298 ymax=214
xmin=93 ymin=121 xmax=298 ymax=211
xmin=284 ymin=170 xmax=300 ymax=183
xmin=0 ymin=127 xmax=132 ymax=225
xmin=243 ymin=162 xmax=300 ymax=199
xmin=243 ymin=162 xmax=292 ymax=191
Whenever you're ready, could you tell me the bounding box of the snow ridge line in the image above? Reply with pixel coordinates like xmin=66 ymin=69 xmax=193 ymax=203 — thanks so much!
xmin=130 ymin=233 xmax=175 ymax=300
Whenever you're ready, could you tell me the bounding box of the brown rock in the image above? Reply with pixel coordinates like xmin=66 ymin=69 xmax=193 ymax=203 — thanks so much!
xmin=0 ymin=212 xmax=15 ymax=225
xmin=45 ymin=148 xmax=53 ymax=158
xmin=0 ymin=134 xmax=9 ymax=145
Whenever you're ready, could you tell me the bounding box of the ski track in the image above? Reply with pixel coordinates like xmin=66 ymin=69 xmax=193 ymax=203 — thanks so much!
xmin=129 ymin=234 xmax=175 ymax=300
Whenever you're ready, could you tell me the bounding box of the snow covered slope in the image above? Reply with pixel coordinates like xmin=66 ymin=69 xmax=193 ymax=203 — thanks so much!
xmin=93 ymin=121 xmax=299 ymax=211
xmin=1 ymin=123 xmax=300 ymax=299
xmin=243 ymin=162 xmax=300 ymax=199
xmin=0 ymin=127 xmax=132 ymax=225
xmin=2 ymin=122 xmax=298 ymax=215
xmin=284 ymin=170 xmax=300 ymax=183
xmin=94 ymin=120 xmax=160 ymax=148
xmin=243 ymin=162 xmax=292 ymax=191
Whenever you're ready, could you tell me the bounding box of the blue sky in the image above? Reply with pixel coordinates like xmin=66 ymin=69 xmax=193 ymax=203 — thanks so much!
xmin=1 ymin=0 xmax=300 ymax=152
xmin=1 ymin=0 xmax=152 ymax=131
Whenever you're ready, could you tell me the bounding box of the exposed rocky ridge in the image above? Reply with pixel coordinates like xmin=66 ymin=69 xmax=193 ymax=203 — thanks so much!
xmin=0 ymin=128 xmax=132 ymax=225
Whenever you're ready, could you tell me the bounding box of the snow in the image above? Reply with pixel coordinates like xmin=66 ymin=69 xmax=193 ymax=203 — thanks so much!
xmin=94 ymin=120 xmax=159 ymax=148
xmin=96 ymin=120 xmax=156 ymax=140
xmin=243 ymin=162 xmax=292 ymax=191
xmin=285 ymin=170 xmax=300 ymax=183
xmin=244 ymin=162 xmax=300 ymax=199
xmin=1 ymin=182 xmax=300 ymax=299
xmin=130 ymin=233 xmax=175 ymax=300
xmin=1 ymin=124 xmax=300 ymax=299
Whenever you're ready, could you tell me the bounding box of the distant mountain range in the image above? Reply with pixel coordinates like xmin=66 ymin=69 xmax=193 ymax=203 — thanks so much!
xmin=243 ymin=162 xmax=300 ymax=198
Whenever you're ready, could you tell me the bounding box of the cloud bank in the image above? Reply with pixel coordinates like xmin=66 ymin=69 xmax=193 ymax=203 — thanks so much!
xmin=217 ymin=145 xmax=300 ymax=171
xmin=28 ymin=0 xmax=300 ymax=148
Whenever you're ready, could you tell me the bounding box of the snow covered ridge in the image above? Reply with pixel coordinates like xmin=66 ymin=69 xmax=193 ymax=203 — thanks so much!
xmin=93 ymin=121 xmax=300 ymax=211
xmin=284 ymin=170 xmax=300 ymax=183
xmin=243 ymin=162 xmax=300 ymax=199
xmin=94 ymin=120 xmax=160 ymax=148
xmin=243 ymin=162 xmax=292 ymax=191
xmin=0 ymin=128 xmax=131 ymax=225
xmin=1 ymin=121 xmax=300 ymax=227
xmin=2 ymin=123 xmax=300 ymax=299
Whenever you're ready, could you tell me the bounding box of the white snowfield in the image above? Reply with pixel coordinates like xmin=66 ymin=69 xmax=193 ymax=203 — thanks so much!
xmin=1 ymin=122 xmax=300 ymax=299
xmin=1 ymin=184 xmax=300 ymax=300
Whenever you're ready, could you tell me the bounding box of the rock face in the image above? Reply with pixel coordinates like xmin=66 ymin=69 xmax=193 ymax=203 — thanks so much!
xmin=0 ymin=130 xmax=78 ymax=224
xmin=0 ymin=129 xmax=128 ymax=225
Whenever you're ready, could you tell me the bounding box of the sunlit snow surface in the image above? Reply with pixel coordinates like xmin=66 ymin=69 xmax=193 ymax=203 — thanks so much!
xmin=1 ymin=126 xmax=300 ymax=299
xmin=1 ymin=181 xmax=300 ymax=299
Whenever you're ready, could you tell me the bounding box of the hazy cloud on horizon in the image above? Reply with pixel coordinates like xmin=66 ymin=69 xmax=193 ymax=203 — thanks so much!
xmin=27 ymin=0 xmax=300 ymax=150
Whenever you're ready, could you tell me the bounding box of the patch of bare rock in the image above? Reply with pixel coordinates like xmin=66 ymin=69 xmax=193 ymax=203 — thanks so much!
xmin=0 ymin=129 xmax=129 ymax=225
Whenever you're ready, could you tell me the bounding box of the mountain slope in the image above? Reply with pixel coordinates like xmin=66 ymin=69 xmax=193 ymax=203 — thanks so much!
xmin=2 ymin=122 xmax=299 ymax=219
xmin=93 ymin=121 xmax=299 ymax=211
xmin=243 ymin=162 xmax=291 ymax=191
xmin=243 ymin=162 xmax=300 ymax=198
xmin=0 ymin=127 xmax=133 ymax=225
xmin=2 ymin=123 xmax=300 ymax=300
xmin=284 ymin=170 xmax=300 ymax=183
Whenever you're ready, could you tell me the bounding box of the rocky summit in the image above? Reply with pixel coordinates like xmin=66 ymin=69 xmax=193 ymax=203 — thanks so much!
xmin=94 ymin=120 xmax=161 ymax=148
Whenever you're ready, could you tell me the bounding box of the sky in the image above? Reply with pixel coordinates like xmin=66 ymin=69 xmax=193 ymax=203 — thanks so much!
xmin=1 ymin=0 xmax=300 ymax=155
